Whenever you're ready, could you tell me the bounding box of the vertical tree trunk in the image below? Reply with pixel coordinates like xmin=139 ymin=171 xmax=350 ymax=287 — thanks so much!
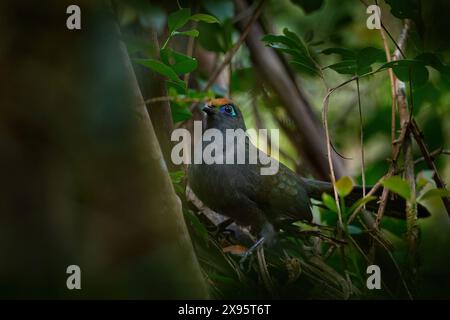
xmin=0 ymin=1 xmax=208 ymax=299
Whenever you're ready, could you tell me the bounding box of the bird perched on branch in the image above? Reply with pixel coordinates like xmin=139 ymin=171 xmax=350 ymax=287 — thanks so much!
xmin=188 ymin=98 xmax=429 ymax=249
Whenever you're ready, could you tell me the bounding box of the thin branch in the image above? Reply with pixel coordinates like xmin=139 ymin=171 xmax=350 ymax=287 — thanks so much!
xmin=360 ymin=0 xmax=407 ymax=59
xmin=411 ymin=119 xmax=450 ymax=216
xmin=145 ymin=96 xmax=204 ymax=105
xmin=356 ymin=78 xmax=366 ymax=198
xmin=414 ymin=148 xmax=450 ymax=165
xmin=256 ymin=247 xmax=278 ymax=298
xmin=236 ymin=0 xmax=346 ymax=179
xmin=203 ymin=0 xmax=265 ymax=92
xmin=379 ymin=22 xmax=398 ymax=156
xmin=323 ymin=84 xmax=356 ymax=291
xmin=358 ymin=217 xmax=413 ymax=299
xmin=184 ymin=5 xmax=198 ymax=84
xmin=375 ymin=20 xmax=411 ymax=228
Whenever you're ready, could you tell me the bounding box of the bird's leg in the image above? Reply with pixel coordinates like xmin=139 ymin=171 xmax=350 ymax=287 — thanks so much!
xmin=239 ymin=221 xmax=275 ymax=267
xmin=239 ymin=236 xmax=265 ymax=268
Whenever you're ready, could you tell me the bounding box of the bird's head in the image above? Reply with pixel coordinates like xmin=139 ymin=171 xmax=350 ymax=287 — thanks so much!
xmin=202 ymin=98 xmax=246 ymax=132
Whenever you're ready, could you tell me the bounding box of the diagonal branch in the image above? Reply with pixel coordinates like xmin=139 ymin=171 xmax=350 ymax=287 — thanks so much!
xmin=411 ymin=119 xmax=450 ymax=216
xmin=235 ymin=0 xmax=346 ymax=180
xmin=204 ymin=0 xmax=265 ymax=92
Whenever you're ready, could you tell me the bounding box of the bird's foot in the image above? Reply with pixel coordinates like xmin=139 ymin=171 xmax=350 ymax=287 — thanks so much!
xmin=239 ymin=237 xmax=265 ymax=269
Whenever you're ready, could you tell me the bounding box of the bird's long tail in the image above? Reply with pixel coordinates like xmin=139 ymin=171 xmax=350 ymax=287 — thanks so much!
xmin=301 ymin=178 xmax=430 ymax=219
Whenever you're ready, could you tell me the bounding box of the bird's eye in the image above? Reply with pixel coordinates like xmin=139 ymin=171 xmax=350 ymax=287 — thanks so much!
xmin=220 ymin=104 xmax=237 ymax=117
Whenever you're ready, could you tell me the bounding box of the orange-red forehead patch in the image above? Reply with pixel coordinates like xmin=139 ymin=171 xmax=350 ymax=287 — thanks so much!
xmin=208 ymin=98 xmax=234 ymax=108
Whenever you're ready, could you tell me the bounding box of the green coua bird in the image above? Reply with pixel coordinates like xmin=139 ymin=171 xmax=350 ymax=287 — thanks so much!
xmin=188 ymin=98 xmax=429 ymax=247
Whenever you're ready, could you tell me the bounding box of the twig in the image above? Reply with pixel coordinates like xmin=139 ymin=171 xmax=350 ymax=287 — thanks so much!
xmin=360 ymin=0 xmax=407 ymax=59
xmin=179 ymin=0 xmax=264 ymax=127
xmin=392 ymin=20 xmax=419 ymax=262
xmin=144 ymin=96 xmax=204 ymax=105
xmin=374 ymin=19 xmax=395 ymax=226
xmin=256 ymin=246 xmax=278 ymax=298
xmin=411 ymin=120 xmax=450 ymax=216
xmin=347 ymin=177 xmax=385 ymax=224
xmin=236 ymin=0 xmax=346 ymax=179
xmin=375 ymin=20 xmax=411 ymax=228
xmin=356 ymin=78 xmax=366 ymax=198
xmin=321 ymin=76 xmax=358 ymax=194
xmin=379 ymin=20 xmax=398 ymax=152
xmin=347 ymin=235 xmax=394 ymax=297
xmin=358 ymin=217 xmax=413 ymax=299
xmin=322 ymin=80 xmax=358 ymax=292
xmin=414 ymin=148 xmax=450 ymax=165
xmin=203 ymin=0 xmax=265 ymax=92
xmin=184 ymin=7 xmax=198 ymax=84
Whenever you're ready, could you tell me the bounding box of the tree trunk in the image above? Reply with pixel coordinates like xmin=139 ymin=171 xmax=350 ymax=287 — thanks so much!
xmin=0 ymin=1 xmax=208 ymax=299
xmin=235 ymin=0 xmax=346 ymax=180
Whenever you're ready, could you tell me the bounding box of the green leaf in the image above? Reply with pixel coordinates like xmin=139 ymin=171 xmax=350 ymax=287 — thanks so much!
xmin=171 ymin=102 xmax=193 ymax=123
xmin=198 ymin=20 xmax=232 ymax=53
xmin=348 ymin=196 xmax=377 ymax=216
xmin=325 ymin=60 xmax=357 ymax=75
xmin=335 ymin=176 xmax=354 ymax=197
xmin=263 ymin=30 xmax=320 ymax=77
xmin=357 ymin=47 xmax=385 ymax=65
xmin=183 ymin=209 xmax=208 ymax=244
xmin=321 ymin=48 xmax=356 ymax=60
xmin=418 ymin=188 xmax=450 ymax=202
xmin=134 ymin=58 xmax=179 ymax=81
xmin=323 ymin=47 xmax=385 ymax=76
xmin=322 ymin=193 xmax=338 ymax=213
xmin=190 ymin=13 xmax=219 ymax=24
xmin=173 ymin=29 xmax=199 ymax=38
xmin=416 ymin=170 xmax=435 ymax=188
xmin=170 ymin=170 xmax=185 ymax=195
xmin=394 ymin=63 xmax=429 ymax=88
xmin=160 ymin=48 xmax=198 ymax=75
xmin=381 ymin=176 xmax=412 ymax=200
xmin=262 ymin=34 xmax=300 ymax=52
xmin=376 ymin=59 xmax=429 ymax=87
xmin=172 ymin=58 xmax=197 ymax=75
xmin=290 ymin=60 xmax=321 ymax=77
xmin=166 ymin=79 xmax=187 ymax=94
xmin=283 ymin=28 xmax=308 ymax=54
xmin=169 ymin=170 xmax=185 ymax=184
xmin=377 ymin=59 xmax=420 ymax=71
xmin=168 ymin=8 xmax=191 ymax=33
xmin=356 ymin=47 xmax=386 ymax=75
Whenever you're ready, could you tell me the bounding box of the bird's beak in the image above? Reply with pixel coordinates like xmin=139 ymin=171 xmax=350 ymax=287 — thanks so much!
xmin=202 ymin=105 xmax=216 ymax=116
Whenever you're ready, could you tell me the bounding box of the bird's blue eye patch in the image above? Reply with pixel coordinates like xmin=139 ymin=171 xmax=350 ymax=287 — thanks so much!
xmin=219 ymin=104 xmax=237 ymax=117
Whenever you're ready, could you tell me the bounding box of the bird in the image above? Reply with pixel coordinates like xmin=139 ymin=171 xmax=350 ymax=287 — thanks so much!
xmin=188 ymin=98 xmax=429 ymax=249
